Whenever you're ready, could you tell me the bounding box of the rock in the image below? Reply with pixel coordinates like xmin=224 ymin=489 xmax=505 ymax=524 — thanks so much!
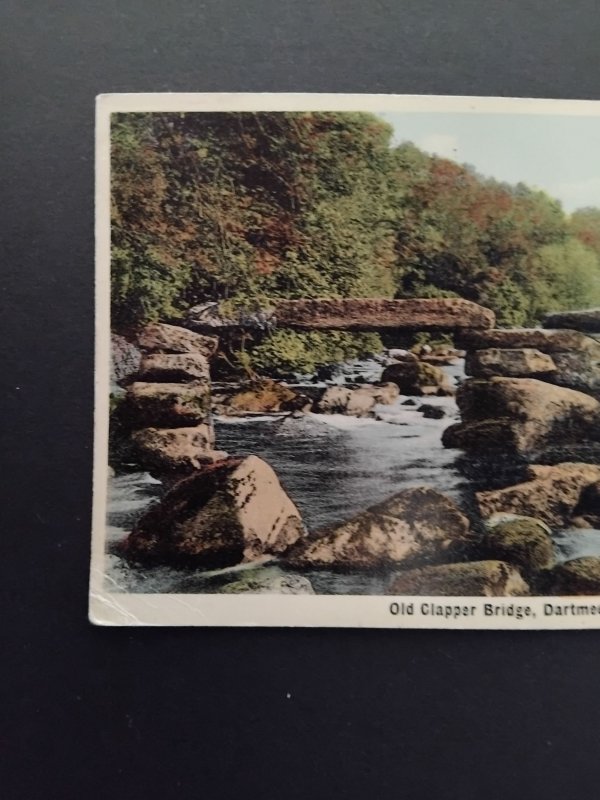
xmin=481 ymin=515 xmax=555 ymax=573
xmin=549 ymin=350 xmax=600 ymax=395
xmin=227 ymin=379 xmax=297 ymax=413
xmin=418 ymin=404 xmax=446 ymax=419
xmin=111 ymin=334 xmax=142 ymax=385
xmin=287 ymin=487 xmax=470 ymax=570
xmin=456 ymin=327 xmax=594 ymax=353
xmin=387 ymin=349 xmax=419 ymax=363
xmin=387 ymin=561 xmax=529 ymax=596
xmin=123 ymin=381 xmax=212 ymax=428
xmin=340 ymin=382 xmax=400 ymax=406
xmin=571 ymin=481 xmax=600 ymax=528
xmin=123 ymin=455 xmax=306 ymax=567
xmin=314 ymin=386 xmax=376 ymax=417
xmin=221 ymin=571 xmax=315 ymax=594
xmin=272 ymin=298 xmax=495 ymax=332
xmin=381 ymin=360 xmax=454 ymax=397
xmin=458 ymin=329 xmax=600 ymax=394
xmin=465 ymin=348 xmax=557 ymax=378
xmin=137 ymin=353 xmax=210 ymax=383
xmin=367 ymin=382 xmax=401 ymax=405
xmin=402 ymin=398 xmax=417 ymax=406
xmin=476 ymin=462 xmax=600 ymax=527
xmin=443 ymin=378 xmax=600 ymax=457
xmin=131 ymin=426 xmax=226 ymax=474
xmin=137 ymin=353 xmax=211 ymax=383
xmin=443 ymin=418 xmax=522 ymax=451
xmin=137 ymin=322 xmax=218 ymax=357
xmin=545 ymin=557 xmax=600 ymax=595
xmin=543 ymin=309 xmax=600 ymax=333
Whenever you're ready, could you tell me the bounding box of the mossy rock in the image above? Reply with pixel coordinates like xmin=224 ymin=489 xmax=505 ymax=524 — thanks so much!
xmin=481 ymin=516 xmax=555 ymax=573
xmin=545 ymin=556 xmax=600 ymax=595
xmin=228 ymin=379 xmax=296 ymax=413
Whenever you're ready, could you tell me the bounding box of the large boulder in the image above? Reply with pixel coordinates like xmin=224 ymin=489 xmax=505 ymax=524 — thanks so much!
xmin=480 ymin=515 xmax=555 ymax=573
xmin=137 ymin=322 xmax=218 ymax=357
xmin=442 ymin=377 xmax=600 ymax=457
xmin=457 ymin=327 xmax=594 ymax=353
xmin=137 ymin=353 xmax=210 ymax=383
xmin=381 ymin=360 xmax=454 ymax=396
xmin=123 ymin=455 xmax=306 ymax=567
xmin=543 ymin=309 xmax=600 ymax=333
xmin=123 ymin=381 xmax=212 ymax=428
xmin=544 ymin=557 xmax=600 ymax=595
xmin=465 ymin=348 xmax=557 ymax=378
xmin=314 ymin=386 xmax=376 ymax=417
xmin=458 ymin=328 xmax=600 ymax=394
xmin=287 ymin=487 xmax=470 ymax=570
xmin=272 ymin=298 xmax=495 ymax=332
xmin=476 ymin=462 xmax=600 ymax=527
xmin=387 ymin=561 xmax=530 ymax=596
xmin=131 ymin=426 xmax=226 ymax=474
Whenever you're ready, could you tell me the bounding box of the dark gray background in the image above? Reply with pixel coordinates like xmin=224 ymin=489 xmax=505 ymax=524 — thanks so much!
xmin=2 ymin=2 xmax=600 ymax=797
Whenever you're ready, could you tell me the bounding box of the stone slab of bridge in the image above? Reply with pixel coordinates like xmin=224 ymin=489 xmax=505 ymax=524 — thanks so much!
xmin=185 ymin=298 xmax=495 ymax=333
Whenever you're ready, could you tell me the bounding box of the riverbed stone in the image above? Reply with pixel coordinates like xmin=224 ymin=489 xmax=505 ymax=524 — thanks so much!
xmin=367 ymin=382 xmax=401 ymax=405
xmin=481 ymin=515 xmax=556 ymax=573
xmin=130 ymin=426 xmax=226 ymax=474
xmin=226 ymin=379 xmax=298 ymax=413
xmin=418 ymin=404 xmax=446 ymax=419
xmin=220 ymin=572 xmax=315 ymax=594
xmin=465 ymin=348 xmax=557 ymax=378
xmin=137 ymin=353 xmax=210 ymax=383
xmin=286 ymin=487 xmax=470 ymax=570
xmin=314 ymin=386 xmax=376 ymax=417
xmin=124 ymin=455 xmax=306 ymax=567
xmin=381 ymin=360 xmax=454 ymax=397
xmin=545 ymin=557 xmax=600 ymax=595
xmin=123 ymin=381 xmax=212 ymax=428
xmin=387 ymin=560 xmax=530 ymax=596
xmin=477 ymin=462 xmax=600 ymax=527
xmin=442 ymin=377 xmax=600 ymax=457
xmin=137 ymin=322 xmax=219 ymax=356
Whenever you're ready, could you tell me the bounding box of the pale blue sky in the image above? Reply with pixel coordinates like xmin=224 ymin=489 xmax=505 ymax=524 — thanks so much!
xmin=379 ymin=112 xmax=600 ymax=213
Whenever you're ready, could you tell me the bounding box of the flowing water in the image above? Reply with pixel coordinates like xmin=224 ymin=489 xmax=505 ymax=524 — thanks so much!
xmin=104 ymin=357 xmax=600 ymax=594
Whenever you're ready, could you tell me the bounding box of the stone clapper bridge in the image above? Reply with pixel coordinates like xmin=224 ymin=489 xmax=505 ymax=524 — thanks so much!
xmin=118 ymin=300 xmax=600 ymax=596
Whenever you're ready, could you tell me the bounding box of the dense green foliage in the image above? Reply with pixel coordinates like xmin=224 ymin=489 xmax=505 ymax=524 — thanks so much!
xmin=111 ymin=111 xmax=600 ymax=373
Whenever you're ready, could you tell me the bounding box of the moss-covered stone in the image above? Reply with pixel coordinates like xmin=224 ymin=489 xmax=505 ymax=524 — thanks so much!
xmin=387 ymin=560 xmax=530 ymax=596
xmin=481 ymin=516 xmax=555 ymax=573
xmin=227 ymin=379 xmax=297 ymax=413
xmin=545 ymin=557 xmax=600 ymax=595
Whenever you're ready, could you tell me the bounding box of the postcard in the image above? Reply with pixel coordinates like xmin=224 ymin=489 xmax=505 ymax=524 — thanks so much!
xmin=91 ymin=93 xmax=600 ymax=627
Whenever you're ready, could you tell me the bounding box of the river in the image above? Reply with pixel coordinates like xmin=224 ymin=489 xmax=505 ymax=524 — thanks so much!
xmin=104 ymin=357 xmax=600 ymax=594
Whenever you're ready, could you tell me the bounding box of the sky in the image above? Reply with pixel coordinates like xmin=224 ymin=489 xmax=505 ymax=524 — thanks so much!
xmin=378 ymin=111 xmax=600 ymax=213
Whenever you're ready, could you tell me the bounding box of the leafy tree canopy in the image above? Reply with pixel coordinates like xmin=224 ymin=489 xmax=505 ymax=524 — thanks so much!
xmin=111 ymin=112 xmax=600 ymax=373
